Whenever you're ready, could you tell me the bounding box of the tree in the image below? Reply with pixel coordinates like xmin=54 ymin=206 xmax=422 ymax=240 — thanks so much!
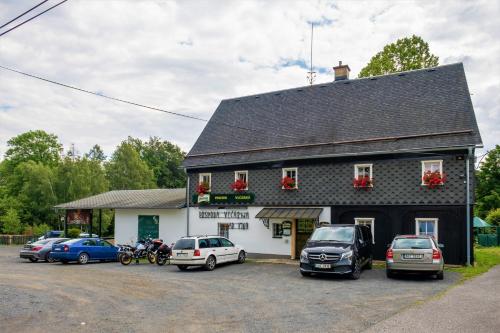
xmin=476 ymin=145 xmax=500 ymax=218
xmin=486 ymin=208 xmax=500 ymax=227
xmin=85 ymin=144 xmax=106 ymax=162
xmin=358 ymin=35 xmax=439 ymax=78
xmin=55 ymin=157 xmax=109 ymax=204
xmin=126 ymin=136 xmax=186 ymax=188
xmin=1 ymin=208 xmax=22 ymax=234
xmin=105 ymin=142 xmax=156 ymax=190
xmin=5 ymin=161 xmax=58 ymax=226
xmin=3 ymin=130 xmax=62 ymax=170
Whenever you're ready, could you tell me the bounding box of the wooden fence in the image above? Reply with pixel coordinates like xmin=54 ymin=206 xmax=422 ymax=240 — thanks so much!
xmin=0 ymin=235 xmax=37 ymax=245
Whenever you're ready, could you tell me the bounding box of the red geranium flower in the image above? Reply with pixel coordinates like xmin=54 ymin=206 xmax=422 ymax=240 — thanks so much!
xmin=196 ymin=181 xmax=210 ymax=195
xmin=280 ymin=176 xmax=297 ymax=190
xmin=353 ymin=176 xmax=374 ymax=191
xmin=230 ymin=179 xmax=248 ymax=192
xmin=422 ymin=171 xmax=446 ymax=189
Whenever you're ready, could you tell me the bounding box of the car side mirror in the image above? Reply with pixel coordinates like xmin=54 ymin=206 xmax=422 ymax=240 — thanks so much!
xmin=438 ymin=243 xmax=444 ymax=249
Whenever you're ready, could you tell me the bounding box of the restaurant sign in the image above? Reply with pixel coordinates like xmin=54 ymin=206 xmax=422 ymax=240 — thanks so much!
xmin=199 ymin=209 xmax=250 ymax=219
xmin=193 ymin=193 xmax=255 ymax=205
xmin=67 ymin=209 xmax=91 ymax=225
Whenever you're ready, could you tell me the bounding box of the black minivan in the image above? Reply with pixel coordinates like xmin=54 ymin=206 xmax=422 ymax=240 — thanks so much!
xmin=299 ymin=224 xmax=373 ymax=279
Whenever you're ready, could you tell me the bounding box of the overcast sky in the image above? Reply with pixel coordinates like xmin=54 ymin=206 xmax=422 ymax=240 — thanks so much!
xmin=0 ymin=0 xmax=498 ymax=161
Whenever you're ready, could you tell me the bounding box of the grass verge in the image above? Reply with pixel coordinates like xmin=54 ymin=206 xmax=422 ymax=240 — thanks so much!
xmin=447 ymin=246 xmax=500 ymax=281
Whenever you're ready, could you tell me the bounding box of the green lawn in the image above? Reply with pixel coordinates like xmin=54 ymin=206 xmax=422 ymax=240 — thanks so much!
xmin=448 ymin=246 xmax=500 ymax=281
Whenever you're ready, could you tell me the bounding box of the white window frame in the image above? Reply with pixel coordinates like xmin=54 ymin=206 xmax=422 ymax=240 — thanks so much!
xmin=421 ymin=160 xmax=443 ymax=185
xmin=234 ymin=170 xmax=248 ymax=190
xmin=354 ymin=164 xmax=373 ymax=181
xmin=282 ymin=167 xmax=298 ymax=189
xmin=198 ymin=173 xmax=211 ymax=191
xmin=354 ymin=218 xmax=375 ymax=244
xmin=415 ymin=218 xmax=439 ymax=241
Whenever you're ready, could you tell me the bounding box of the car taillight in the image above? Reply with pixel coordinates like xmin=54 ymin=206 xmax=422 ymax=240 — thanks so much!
xmin=193 ymin=249 xmax=201 ymax=256
xmin=64 ymin=245 xmax=69 ymax=252
xmin=32 ymin=246 xmax=43 ymax=252
xmin=432 ymin=249 xmax=441 ymax=259
xmin=386 ymin=248 xmax=393 ymax=259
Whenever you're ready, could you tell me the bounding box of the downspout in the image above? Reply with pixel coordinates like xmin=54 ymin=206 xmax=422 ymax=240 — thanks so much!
xmin=186 ymin=169 xmax=190 ymax=237
xmin=466 ymin=148 xmax=472 ymax=266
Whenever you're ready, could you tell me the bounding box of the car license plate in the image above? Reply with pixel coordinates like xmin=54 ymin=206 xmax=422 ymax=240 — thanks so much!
xmin=403 ymin=254 xmax=423 ymax=259
xmin=177 ymin=253 xmax=187 ymax=257
xmin=315 ymin=263 xmax=331 ymax=269
xmin=54 ymin=248 xmax=61 ymax=251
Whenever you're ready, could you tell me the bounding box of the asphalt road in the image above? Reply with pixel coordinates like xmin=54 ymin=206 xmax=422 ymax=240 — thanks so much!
xmin=0 ymin=246 xmax=459 ymax=333
xmin=363 ymin=265 xmax=500 ymax=333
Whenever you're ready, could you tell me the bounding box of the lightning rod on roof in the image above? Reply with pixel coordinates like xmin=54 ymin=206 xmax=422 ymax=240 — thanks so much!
xmin=306 ymin=22 xmax=316 ymax=85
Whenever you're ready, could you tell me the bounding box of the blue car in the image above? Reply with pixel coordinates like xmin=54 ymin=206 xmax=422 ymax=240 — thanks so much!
xmin=51 ymin=238 xmax=118 ymax=264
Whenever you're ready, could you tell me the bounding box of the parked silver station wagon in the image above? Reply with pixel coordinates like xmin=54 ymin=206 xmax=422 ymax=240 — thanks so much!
xmin=386 ymin=235 xmax=444 ymax=280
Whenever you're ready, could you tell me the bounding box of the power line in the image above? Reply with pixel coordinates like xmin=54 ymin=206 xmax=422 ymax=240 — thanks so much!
xmin=0 ymin=0 xmax=68 ymax=38
xmin=0 ymin=64 xmax=300 ymax=139
xmin=0 ymin=0 xmax=49 ymax=30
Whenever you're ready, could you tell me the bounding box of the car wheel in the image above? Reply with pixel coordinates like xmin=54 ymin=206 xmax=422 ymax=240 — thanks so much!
xmin=177 ymin=265 xmax=188 ymax=271
xmin=300 ymin=271 xmax=311 ymax=277
xmin=436 ymin=271 xmax=444 ymax=280
xmin=78 ymin=252 xmax=89 ymax=265
xmin=28 ymin=257 xmax=38 ymax=263
xmin=365 ymin=255 xmax=373 ymax=270
xmin=237 ymin=251 xmax=246 ymax=264
xmin=349 ymin=259 xmax=361 ymax=280
xmin=45 ymin=252 xmax=55 ymax=263
xmin=386 ymin=269 xmax=394 ymax=279
xmin=204 ymin=255 xmax=216 ymax=271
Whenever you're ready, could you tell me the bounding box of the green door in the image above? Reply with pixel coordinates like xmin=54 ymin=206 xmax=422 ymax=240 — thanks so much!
xmin=138 ymin=215 xmax=159 ymax=240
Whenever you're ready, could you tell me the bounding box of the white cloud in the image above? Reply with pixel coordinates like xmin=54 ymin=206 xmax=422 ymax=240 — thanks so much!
xmin=0 ymin=0 xmax=498 ymax=159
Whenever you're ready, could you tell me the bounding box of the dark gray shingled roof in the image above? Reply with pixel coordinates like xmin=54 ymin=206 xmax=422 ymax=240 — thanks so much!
xmin=183 ymin=63 xmax=482 ymax=168
xmin=55 ymin=189 xmax=186 ymax=209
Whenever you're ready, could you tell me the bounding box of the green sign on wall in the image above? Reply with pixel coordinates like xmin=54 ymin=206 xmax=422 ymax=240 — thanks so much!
xmin=192 ymin=193 xmax=255 ymax=205
xmin=138 ymin=215 xmax=159 ymax=240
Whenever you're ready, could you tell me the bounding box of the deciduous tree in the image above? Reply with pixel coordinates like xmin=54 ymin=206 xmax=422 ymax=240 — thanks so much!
xmin=476 ymin=145 xmax=500 ymax=218
xmin=359 ymin=35 xmax=439 ymax=78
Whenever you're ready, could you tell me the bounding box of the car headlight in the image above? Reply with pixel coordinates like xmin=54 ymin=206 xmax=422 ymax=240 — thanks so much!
xmin=341 ymin=250 xmax=353 ymax=261
xmin=300 ymin=250 xmax=309 ymax=263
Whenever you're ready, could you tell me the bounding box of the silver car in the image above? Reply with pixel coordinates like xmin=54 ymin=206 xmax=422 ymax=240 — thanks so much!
xmin=20 ymin=238 xmax=70 ymax=263
xmin=386 ymin=235 xmax=444 ymax=280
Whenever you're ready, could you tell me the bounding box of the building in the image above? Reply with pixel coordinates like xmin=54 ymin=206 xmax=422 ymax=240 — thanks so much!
xmin=55 ymin=189 xmax=187 ymax=246
xmin=183 ymin=63 xmax=482 ymax=265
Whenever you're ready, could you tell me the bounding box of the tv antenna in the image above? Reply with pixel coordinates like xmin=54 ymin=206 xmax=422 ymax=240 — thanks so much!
xmin=306 ymin=22 xmax=316 ymax=85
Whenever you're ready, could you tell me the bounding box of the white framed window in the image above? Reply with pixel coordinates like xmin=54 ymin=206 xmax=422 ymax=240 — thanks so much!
xmin=415 ymin=218 xmax=438 ymax=241
xmin=354 ymin=164 xmax=373 ymax=179
xmin=199 ymin=173 xmax=211 ymax=191
xmin=354 ymin=218 xmax=375 ymax=243
xmin=421 ymin=160 xmax=443 ymax=185
xmin=272 ymin=223 xmax=283 ymax=238
xmin=234 ymin=170 xmax=248 ymax=190
xmin=282 ymin=167 xmax=298 ymax=189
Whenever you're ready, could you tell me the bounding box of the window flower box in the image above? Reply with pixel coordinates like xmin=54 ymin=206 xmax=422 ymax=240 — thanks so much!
xmin=196 ymin=181 xmax=210 ymax=195
xmin=422 ymin=171 xmax=446 ymax=189
xmin=230 ymin=179 xmax=248 ymax=192
xmin=280 ymin=176 xmax=298 ymax=190
xmin=353 ymin=176 xmax=374 ymax=191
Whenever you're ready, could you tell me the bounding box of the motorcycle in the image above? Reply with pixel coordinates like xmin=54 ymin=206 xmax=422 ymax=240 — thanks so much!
xmin=146 ymin=239 xmax=164 ymax=264
xmin=120 ymin=238 xmax=155 ymax=265
xmin=155 ymin=243 xmax=173 ymax=266
xmin=116 ymin=243 xmax=134 ymax=262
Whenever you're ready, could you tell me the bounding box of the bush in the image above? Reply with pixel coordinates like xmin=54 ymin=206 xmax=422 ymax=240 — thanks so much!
xmin=486 ymin=208 xmax=500 ymax=226
xmin=1 ymin=209 xmax=22 ymax=234
xmin=64 ymin=228 xmax=81 ymax=238
xmin=33 ymin=223 xmax=51 ymax=236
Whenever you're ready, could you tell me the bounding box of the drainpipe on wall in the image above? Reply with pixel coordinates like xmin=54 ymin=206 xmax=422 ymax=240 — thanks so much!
xmin=466 ymin=147 xmax=472 ymax=266
xmin=186 ymin=170 xmax=190 ymax=237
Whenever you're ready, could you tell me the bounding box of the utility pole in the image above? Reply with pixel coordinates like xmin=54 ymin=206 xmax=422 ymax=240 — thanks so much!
xmin=306 ymin=22 xmax=316 ymax=85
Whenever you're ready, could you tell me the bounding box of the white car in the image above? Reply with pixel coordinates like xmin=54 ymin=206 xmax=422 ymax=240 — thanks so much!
xmin=170 ymin=236 xmax=246 ymax=271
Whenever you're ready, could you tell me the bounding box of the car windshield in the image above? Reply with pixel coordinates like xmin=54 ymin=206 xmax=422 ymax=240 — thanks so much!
xmin=393 ymin=238 xmax=432 ymax=249
xmin=309 ymin=227 xmax=354 ymax=243
xmin=173 ymin=239 xmax=195 ymax=250
xmin=32 ymin=240 xmax=50 ymax=245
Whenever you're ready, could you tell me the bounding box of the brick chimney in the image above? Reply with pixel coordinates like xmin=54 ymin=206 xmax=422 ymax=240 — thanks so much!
xmin=333 ymin=61 xmax=350 ymax=81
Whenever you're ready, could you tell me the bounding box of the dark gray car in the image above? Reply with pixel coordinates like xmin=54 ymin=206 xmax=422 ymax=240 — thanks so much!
xmin=20 ymin=238 xmax=70 ymax=262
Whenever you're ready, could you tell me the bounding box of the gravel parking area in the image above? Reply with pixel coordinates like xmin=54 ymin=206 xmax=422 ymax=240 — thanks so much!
xmin=0 ymin=246 xmax=459 ymax=333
